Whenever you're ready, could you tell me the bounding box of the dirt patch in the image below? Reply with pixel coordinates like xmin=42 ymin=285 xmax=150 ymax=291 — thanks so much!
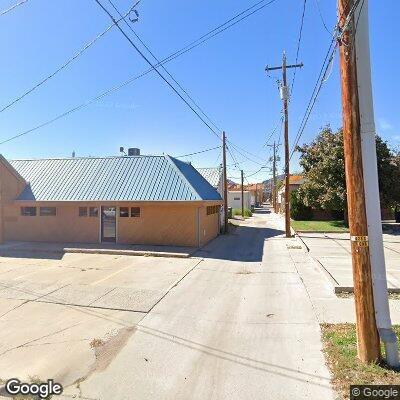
xmin=72 ymin=326 xmax=136 ymax=391
xmin=91 ymin=327 xmax=135 ymax=373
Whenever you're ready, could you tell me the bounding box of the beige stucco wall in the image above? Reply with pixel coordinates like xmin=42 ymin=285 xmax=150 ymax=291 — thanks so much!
xmin=0 ymin=159 xmax=26 ymax=243
xmin=2 ymin=201 xmax=221 ymax=247
xmin=199 ymin=206 xmax=220 ymax=247
xmin=3 ymin=203 xmax=100 ymax=243
xmin=118 ymin=203 xmax=199 ymax=247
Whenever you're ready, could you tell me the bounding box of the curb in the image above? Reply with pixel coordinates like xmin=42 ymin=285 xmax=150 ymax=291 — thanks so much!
xmin=64 ymin=248 xmax=191 ymax=258
xmin=0 ymin=247 xmax=192 ymax=259
xmin=292 ymin=228 xmax=340 ymax=288
xmin=335 ymin=286 xmax=400 ymax=294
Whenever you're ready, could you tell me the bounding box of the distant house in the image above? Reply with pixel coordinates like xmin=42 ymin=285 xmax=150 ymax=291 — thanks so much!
xmin=0 ymin=154 xmax=222 ymax=247
xmin=228 ymin=183 xmax=266 ymax=206
xmin=277 ymin=175 xmax=306 ymax=212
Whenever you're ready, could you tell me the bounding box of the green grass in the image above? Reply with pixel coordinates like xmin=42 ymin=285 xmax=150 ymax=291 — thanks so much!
xmin=291 ymin=219 xmax=349 ymax=232
xmin=232 ymin=208 xmax=252 ymax=218
xmin=321 ymin=324 xmax=400 ymax=400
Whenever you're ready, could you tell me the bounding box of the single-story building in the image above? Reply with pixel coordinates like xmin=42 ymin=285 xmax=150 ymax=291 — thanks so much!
xmin=197 ymin=166 xmax=224 ymax=196
xmin=227 ymin=191 xmax=251 ymax=210
xmin=0 ymin=154 xmax=223 ymax=247
xmin=197 ymin=166 xmax=225 ymax=229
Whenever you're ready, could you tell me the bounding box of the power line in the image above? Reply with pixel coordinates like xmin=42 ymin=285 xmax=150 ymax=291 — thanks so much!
xmin=290 ymin=0 xmax=307 ymax=96
xmin=263 ymin=115 xmax=283 ymax=147
xmin=288 ymin=0 xmax=363 ymax=162
xmin=0 ymin=6 xmax=136 ymax=115
xmin=289 ymin=37 xmax=336 ymax=158
xmin=314 ymin=0 xmax=334 ymax=36
xmin=227 ymin=145 xmax=252 ymax=184
xmin=226 ymin=145 xmax=241 ymax=171
xmin=227 ymin=141 xmax=266 ymax=166
xmin=175 ymin=146 xmax=221 ymax=159
xmin=0 ymin=0 xmax=29 ymax=17
xmin=0 ymin=0 xmax=278 ymax=146
xmin=229 ymin=166 xmax=271 ymax=180
xmin=106 ymin=0 xmax=222 ymax=133
xmin=95 ymin=1 xmax=222 ymax=141
xmin=227 ymin=140 xmax=266 ymax=162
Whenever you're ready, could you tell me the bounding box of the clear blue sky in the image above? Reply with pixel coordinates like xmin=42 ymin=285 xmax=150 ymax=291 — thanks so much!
xmin=0 ymin=0 xmax=398 ymax=183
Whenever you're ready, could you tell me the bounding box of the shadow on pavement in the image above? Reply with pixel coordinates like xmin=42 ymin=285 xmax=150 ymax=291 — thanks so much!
xmin=196 ymin=224 xmax=283 ymax=262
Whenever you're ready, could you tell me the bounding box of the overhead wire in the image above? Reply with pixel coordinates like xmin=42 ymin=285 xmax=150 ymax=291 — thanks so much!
xmin=106 ymin=0 xmax=222 ymax=134
xmin=290 ymin=0 xmax=307 ymax=96
xmin=227 ymin=141 xmax=267 ymax=166
xmin=227 ymin=140 xmax=266 ymax=163
xmin=314 ymin=0 xmax=334 ymax=36
xmin=0 ymin=5 xmax=136 ymax=115
xmin=0 ymin=0 xmax=29 ymax=17
xmin=175 ymin=146 xmax=221 ymax=159
xmin=288 ymin=0 xmax=363 ymax=165
xmin=0 ymin=0 xmax=278 ymax=145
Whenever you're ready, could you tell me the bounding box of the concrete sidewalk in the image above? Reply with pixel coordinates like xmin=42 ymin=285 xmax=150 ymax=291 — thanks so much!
xmin=62 ymin=210 xmax=333 ymax=400
xmin=298 ymin=232 xmax=400 ymax=292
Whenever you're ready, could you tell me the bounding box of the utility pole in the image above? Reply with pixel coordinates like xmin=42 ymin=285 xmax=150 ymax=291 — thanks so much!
xmin=265 ymin=54 xmax=303 ymax=237
xmin=256 ymin=183 xmax=258 ymax=207
xmin=338 ymin=0 xmax=380 ymax=363
xmin=222 ymin=131 xmax=228 ymax=234
xmin=354 ymin=0 xmax=398 ymax=367
xmin=241 ymin=170 xmax=244 ymax=219
xmin=267 ymin=142 xmax=277 ymax=212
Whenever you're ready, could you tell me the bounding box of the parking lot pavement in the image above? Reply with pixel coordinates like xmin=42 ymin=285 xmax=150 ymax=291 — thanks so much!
xmin=64 ymin=211 xmax=333 ymax=400
xmin=0 ymin=253 xmax=200 ymax=388
xmin=298 ymin=232 xmax=400 ymax=291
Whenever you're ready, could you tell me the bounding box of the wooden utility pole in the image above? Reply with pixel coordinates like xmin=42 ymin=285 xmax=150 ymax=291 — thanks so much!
xmin=273 ymin=142 xmax=277 ymax=212
xmin=266 ymin=54 xmax=302 ymax=237
xmin=338 ymin=0 xmax=380 ymax=362
xmin=268 ymin=142 xmax=277 ymax=212
xmin=222 ymin=131 xmax=228 ymax=233
xmin=282 ymin=53 xmax=291 ymax=237
xmin=241 ymin=170 xmax=244 ymax=218
xmin=255 ymin=183 xmax=258 ymax=206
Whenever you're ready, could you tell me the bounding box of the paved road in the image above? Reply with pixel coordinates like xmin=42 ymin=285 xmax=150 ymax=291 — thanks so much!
xmin=65 ymin=209 xmax=333 ymax=400
xmin=0 ymin=253 xmax=199 ymax=389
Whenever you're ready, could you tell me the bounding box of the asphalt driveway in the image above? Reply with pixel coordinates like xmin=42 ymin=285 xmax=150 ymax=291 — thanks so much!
xmin=0 ymin=252 xmax=200 ymax=389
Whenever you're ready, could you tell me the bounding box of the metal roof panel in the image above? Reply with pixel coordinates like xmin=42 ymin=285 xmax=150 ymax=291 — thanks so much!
xmin=9 ymin=155 xmax=222 ymax=202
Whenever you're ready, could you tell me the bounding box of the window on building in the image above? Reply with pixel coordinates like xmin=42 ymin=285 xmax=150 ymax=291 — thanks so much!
xmin=89 ymin=207 xmax=99 ymax=217
xmin=21 ymin=207 xmax=36 ymax=216
xmin=234 ymin=197 xmax=240 ymax=201
xmin=79 ymin=207 xmax=88 ymax=217
xmin=206 ymin=205 xmax=220 ymax=215
xmin=131 ymin=207 xmax=141 ymax=217
xmin=119 ymin=207 xmax=129 ymax=217
xmin=40 ymin=207 xmax=56 ymax=216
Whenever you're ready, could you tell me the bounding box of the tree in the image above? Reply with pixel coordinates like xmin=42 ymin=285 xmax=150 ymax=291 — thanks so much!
xmin=296 ymin=126 xmax=346 ymax=212
xmin=296 ymin=126 xmax=400 ymax=214
xmin=290 ymin=190 xmax=312 ymax=220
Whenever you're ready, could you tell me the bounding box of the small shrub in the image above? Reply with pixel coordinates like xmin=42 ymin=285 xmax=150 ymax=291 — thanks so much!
xmin=290 ymin=191 xmax=312 ymax=220
xmin=232 ymin=208 xmax=252 ymax=217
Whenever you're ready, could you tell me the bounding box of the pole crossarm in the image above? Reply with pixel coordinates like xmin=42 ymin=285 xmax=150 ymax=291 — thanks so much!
xmin=265 ymin=63 xmax=304 ymax=73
